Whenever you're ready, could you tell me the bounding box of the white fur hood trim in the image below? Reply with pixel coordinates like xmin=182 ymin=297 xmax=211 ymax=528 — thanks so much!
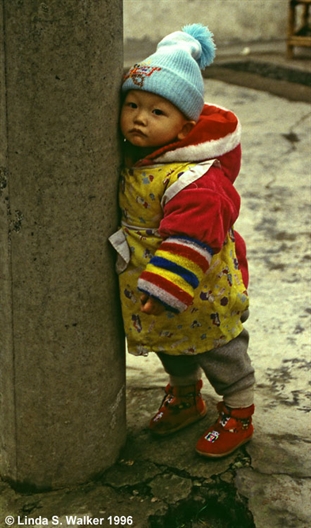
xmin=155 ymin=104 xmax=241 ymax=163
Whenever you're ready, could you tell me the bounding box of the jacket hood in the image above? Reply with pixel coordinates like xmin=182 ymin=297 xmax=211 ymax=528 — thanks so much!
xmin=139 ymin=103 xmax=242 ymax=184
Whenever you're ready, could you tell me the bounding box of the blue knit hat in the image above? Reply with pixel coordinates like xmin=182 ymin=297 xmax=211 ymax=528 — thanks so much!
xmin=122 ymin=24 xmax=216 ymax=121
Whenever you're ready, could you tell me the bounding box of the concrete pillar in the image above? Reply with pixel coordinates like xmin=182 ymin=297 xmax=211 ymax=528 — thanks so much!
xmin=0 ymin=0 xmax=125 ymax=489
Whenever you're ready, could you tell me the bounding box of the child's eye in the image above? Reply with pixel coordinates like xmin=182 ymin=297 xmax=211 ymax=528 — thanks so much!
xmin=127 ymin=102 xmax=137 ymax=109
xmin=153 ymin=108 xmax=164 ymax=116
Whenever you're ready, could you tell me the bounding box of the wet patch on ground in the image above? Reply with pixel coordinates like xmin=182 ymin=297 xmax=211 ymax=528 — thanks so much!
xmin=101 ymin=444 xmax=255 ymax=528
xmin=258 ymin=358 xmax=311 ymax=413
xmin=148 ymin=479 xmax=255 ymax=528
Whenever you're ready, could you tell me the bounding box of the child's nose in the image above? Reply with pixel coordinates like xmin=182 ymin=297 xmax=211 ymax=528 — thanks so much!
xmin=134 ymin=109 xmax=147 ymax=125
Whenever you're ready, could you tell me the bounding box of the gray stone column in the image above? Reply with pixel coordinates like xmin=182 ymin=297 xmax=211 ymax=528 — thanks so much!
xmin=0 ymin=0 xmax=125 ymax=489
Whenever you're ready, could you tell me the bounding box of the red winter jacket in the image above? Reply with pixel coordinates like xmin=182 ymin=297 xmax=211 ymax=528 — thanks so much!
xmin=136 ymin=103 xmax=249 ymax=288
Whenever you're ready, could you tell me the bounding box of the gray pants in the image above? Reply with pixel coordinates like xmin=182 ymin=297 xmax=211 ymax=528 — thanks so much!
xmin=156 ymin=326 xmax=255 ymax=408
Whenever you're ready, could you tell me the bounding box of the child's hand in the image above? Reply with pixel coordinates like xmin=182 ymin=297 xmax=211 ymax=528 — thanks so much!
xmin=140 ymin=293 xmax=166 ymax=316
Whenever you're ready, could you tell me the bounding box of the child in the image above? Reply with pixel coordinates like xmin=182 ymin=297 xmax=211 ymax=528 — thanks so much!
xmin=110 ymin=24 xmax=255 ymax=458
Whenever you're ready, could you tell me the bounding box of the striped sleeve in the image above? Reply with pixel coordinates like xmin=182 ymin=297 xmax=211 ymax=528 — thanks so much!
xmin=137 ymin=235 xmax=213 ymax=313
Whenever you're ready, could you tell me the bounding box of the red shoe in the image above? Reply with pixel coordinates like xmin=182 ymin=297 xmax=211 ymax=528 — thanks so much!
xmin=196 ymin=402 xmax=254 ymax=458
xmin=149 ymin=380 xmax=207 ymax=436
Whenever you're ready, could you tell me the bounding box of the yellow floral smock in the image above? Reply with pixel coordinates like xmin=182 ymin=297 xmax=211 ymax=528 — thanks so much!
xmin=110 ymin=161 xmax=249 ymax=356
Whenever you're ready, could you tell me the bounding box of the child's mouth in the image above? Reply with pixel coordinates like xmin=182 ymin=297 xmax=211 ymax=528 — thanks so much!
xmin=130 ymin=128 xmax=147 ymax=137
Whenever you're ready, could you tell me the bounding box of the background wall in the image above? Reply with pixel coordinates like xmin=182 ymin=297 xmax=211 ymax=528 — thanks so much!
xmin=124 ymin=0 xmax=288 ymax=48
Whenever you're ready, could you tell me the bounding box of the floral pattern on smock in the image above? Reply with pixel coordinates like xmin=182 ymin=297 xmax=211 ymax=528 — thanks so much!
xmin=117 ymin=161 xmax=249 ymax=356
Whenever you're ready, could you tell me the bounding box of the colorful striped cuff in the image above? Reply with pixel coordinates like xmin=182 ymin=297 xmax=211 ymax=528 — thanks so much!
xmin=149 ymin=256 xmax=200 ymax=289
xmin=137 ymin=235 xmax=213 ymax=312
xmin=160 ymin=236 xmax=212 ymax=273
xmin=138 ymin=272 xmax=192 ymax=313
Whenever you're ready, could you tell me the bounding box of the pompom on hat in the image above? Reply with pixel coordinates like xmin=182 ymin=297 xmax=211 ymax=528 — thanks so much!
xmin=122 ymin=24 xmax=216 ymax=122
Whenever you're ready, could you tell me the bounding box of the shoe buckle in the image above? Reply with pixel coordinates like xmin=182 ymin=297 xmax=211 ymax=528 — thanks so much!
xmin=220 ymin=413 xmax=230 ymax=428
xmin=220 ymin=414 xmax=239 ymax=432
xmin=241 ymin=418 xmax=250 ymax=430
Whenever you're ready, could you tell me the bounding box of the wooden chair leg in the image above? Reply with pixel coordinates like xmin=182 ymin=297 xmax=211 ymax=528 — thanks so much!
xmin=287 ymin=1 xmax=296 ymax=59
xmin=287 ymin=0 xmax=311 ymax=59
xmin=302 ymin=4 xmax=309 ymax=26
xmin=287 ymin=43 xmax=294 ymax=59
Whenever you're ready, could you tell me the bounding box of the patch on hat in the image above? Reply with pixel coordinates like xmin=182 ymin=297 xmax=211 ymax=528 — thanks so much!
xmin=123 ymin=63 xmax=162 ymax=88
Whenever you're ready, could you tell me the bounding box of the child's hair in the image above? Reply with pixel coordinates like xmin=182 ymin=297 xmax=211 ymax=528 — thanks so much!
xmin=122 ymin=24 xmax=216 ymax=122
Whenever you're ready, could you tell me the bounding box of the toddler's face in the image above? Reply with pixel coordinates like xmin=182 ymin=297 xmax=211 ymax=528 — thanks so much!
xmin=120 ymin=90 xmax=194 ymax=148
